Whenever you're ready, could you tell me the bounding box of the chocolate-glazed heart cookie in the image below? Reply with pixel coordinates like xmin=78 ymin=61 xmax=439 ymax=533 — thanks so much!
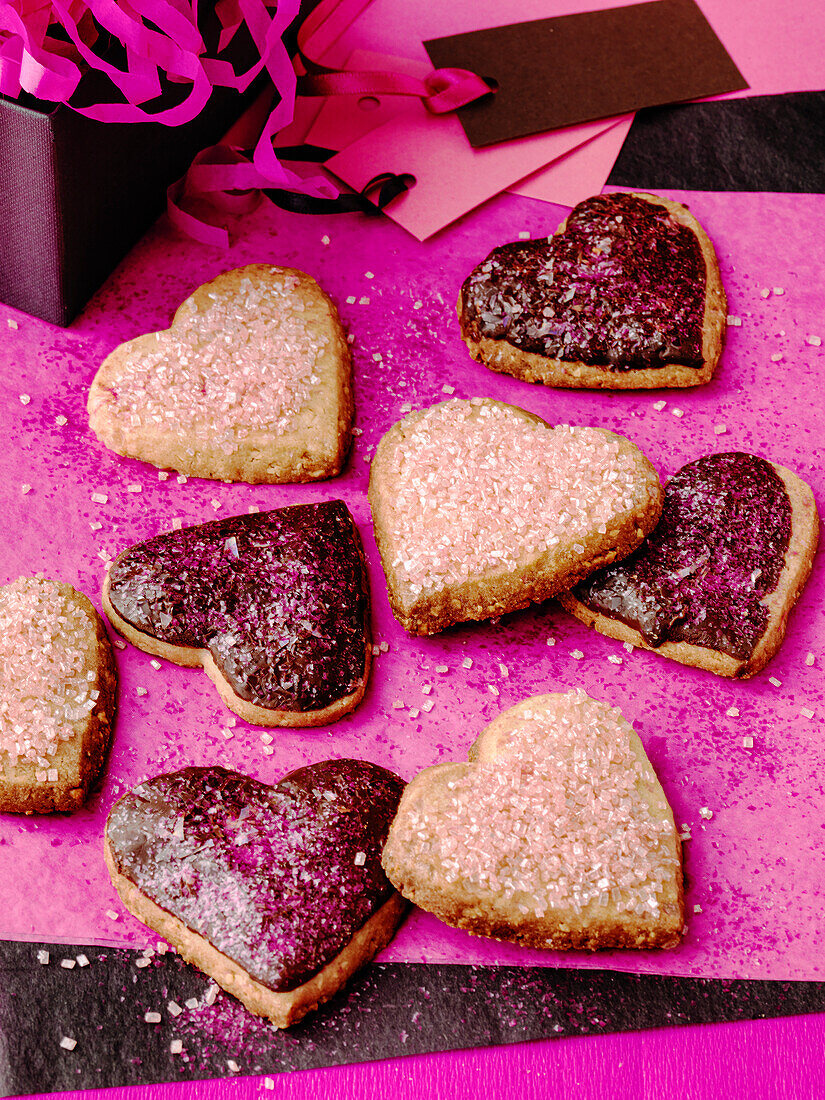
xmin=103 ymin=501 xmax=371 ymax=726
xmin=459 ymin=192 xmax=726 ymax=389
xmin=558 ymin=453 xmax=819 ymax=677
xmin=104 ymin=760 xmax=407 ymax=1028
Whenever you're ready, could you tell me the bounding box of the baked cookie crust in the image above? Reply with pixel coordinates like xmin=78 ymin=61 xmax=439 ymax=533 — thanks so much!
xmin=382 ymin=693 xmax=684 ymax=951
xmin=368 ymin=398 xmax=663 ymax=635
xmin=0 ymin=578 xmax=117 ymax=813
xmin=88 ymin=265 xmax=353 ymax=483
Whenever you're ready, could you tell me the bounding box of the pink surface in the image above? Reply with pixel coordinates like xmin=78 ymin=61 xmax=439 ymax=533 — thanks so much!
xmin=0 ymin=188 xmax=823 ymax=986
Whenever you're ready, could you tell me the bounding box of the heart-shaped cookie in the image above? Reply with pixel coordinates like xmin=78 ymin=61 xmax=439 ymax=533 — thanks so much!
xmin=103 ymin=501 xmax=370 ymax=726
xmin=559 ymin=452 xmax=819 ymax=677
xmin=459 ymin=192 xmax=726 ymax=389
xmin=368 ymin=398 xmax=663 ymax=634
xmin=88 ymin=265 xmax=353 ymax=483
xmin=0 ymin=577 xmax=117 ymax=813
xmin=382 ymin=691 xmax=684 ymax=951
xmin=105 ymin=760 xmax=407 ymax=1028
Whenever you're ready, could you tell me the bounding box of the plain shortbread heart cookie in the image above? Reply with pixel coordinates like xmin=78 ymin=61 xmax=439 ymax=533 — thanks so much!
xmin=458 ymin=192 xmax=726 ymax=389
xmin=105 ymin=760 xmax=407 ymax=1028
xmin=382 ymin=691 xmax=685 ymax=951
xmin=558 ymin=452 xmax=819 ymax=677
xmin=0 ymin=577 xmax=117 ymax=813
xmin=103 ymin=501 xmax=370 ymax=727
xmin=368 ymin=398 xmax=663 ymax=635
xmin=88 ymin=265 xmax=353 ymax=483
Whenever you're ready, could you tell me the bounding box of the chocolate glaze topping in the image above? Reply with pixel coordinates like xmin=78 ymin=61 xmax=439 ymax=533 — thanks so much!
xmin=461 ymin=193 xmax=706 ymax=371
xmin=106 ymin=501 xmax=369 ymax=711
xmin=106 ymin=762 xmax=405 ymax=992
xmin=572 ymin=453 xmax=792 ymax=660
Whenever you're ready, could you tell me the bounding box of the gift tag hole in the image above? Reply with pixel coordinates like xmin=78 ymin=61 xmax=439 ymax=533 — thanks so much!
xmin=358 ymin=96 xmax=381 ymax=111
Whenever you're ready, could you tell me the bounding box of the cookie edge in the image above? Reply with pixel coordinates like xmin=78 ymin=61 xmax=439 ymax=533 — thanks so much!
xmin=0 ymin=579 xmax=118 ymax=814
xmin=103 ymin=834 xmax=407 ymax=1028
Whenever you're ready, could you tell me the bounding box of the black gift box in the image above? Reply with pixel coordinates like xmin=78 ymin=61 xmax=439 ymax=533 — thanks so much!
xmin=0 ymin=22 xmax=267 ymax=327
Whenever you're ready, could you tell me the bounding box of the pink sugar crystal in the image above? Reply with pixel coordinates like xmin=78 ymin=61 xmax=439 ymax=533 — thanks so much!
xmin=386 ymin=402 xmax=639 ymax=595
xmin=0 ymin=578 xmax=97 ymax=764
xmin=94 ymin=272 xmax=328 ymax=456
xmin=400 ymin=691 xmax=677 ymax=917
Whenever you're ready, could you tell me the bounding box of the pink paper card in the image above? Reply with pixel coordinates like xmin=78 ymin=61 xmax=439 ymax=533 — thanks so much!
xmin=310 ymin=48 xmax=631 ymax=232
xmin=312 ymin=0 xmax=822 ymax=99
xmin=509 ymin=116 xmax=634 ymax=208
xmin=307 ymin=50 xmax=435 ymax=151
xmin=325 ymin=107 xmax=622 ymax=239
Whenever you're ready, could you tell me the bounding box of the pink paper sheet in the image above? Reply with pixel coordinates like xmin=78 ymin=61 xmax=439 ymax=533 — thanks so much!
xmin=1 ymin=187 xmax=823 ymax=983
xmin=305 ymin=0 xmax=825 ymax=238
xmin=326 ymin=107 xmax=623 ymax=240
xmin=508 ymin=117 xmax=635 ymax=208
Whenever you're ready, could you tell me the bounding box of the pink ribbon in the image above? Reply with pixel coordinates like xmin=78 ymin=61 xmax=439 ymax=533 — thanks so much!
xmin=0 ymin=0 xmax=494 ymax=244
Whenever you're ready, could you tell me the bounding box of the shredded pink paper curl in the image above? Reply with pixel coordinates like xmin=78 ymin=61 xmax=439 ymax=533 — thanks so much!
xmin=0 ymin=0 xmax=493 ymax=245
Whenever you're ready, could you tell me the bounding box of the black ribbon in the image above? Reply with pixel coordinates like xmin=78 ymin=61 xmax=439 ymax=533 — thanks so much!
xmin=260 ymin=143 xmax=415 ymax=215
